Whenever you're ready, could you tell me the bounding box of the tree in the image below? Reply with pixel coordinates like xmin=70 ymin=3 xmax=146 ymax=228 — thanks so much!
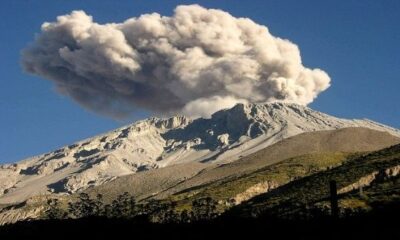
xmin=110 ymin=192 xmax=137 ymax=218
xmin=140 ymin=199 xmax=178 ymax=223
xmin=157 ymin=202 xmax=178 ymax=223
xmin=93 ymin=194 xmax=104 ymax=216
xmin=45 ymin=198 xmax=67 ymax=219
xmin=192 ymin=197 xmax=218 ymax=221
xmin=68 ymin=193 xmax=97 ymax=218
xmin=180 ymin=209 xmax=191 ymax=223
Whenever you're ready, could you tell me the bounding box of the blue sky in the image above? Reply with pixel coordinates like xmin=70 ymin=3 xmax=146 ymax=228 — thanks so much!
xmin=1 ymin=0 xmax=399 ymax=163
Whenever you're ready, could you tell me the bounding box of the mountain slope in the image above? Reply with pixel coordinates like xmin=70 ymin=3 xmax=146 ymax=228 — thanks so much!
xmin=225 ymin=143 xmax=400 ymax=219
xmin=1 ymin=103 xmax=399 ymax=204
xmin=86 ymin=127 xmax=400 ymax=203
xmin=0 ymin=128 xmax=399 ymax=225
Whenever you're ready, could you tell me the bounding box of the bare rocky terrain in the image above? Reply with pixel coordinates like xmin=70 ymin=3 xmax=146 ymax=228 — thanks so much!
xmin=1 ymin=102 xmax=399 ymax=205
xmin=0 ymin=103 xmax=400 ymax=225
xmin=87 ymin=127 xmax=400 ymax=202
xmin=1 ymin=127 xmax=399 ymax=225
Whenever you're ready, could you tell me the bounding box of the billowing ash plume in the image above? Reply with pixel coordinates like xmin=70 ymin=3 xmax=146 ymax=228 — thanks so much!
xmin=22 ymin=4 xmax=330 ymax=118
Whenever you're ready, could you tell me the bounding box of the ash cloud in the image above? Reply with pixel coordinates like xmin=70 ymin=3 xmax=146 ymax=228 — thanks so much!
xmin=22 ymin=4 xmax=330 ymax=118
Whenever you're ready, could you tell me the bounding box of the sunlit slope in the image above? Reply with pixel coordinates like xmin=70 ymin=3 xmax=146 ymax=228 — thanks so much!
xmin=87 ymin=127 xmax=400 ymax=203
xmin=226 ymin=144 xmax=400 ymax=219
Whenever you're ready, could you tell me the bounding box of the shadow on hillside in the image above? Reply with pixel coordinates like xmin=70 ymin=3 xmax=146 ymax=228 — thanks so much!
xmin=1 ymin=204 xmax=399 ymax=240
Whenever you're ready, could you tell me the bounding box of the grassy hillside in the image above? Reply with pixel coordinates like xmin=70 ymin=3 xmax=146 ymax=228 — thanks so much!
xmin=226 ymin=144 xmax=400 ymax=219
xmin=168 ymin=152 xmax=359 ymax=211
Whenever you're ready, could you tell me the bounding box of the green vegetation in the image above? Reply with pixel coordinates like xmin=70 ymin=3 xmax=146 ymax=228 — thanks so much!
xmin=43 ymin=192 xmax=220 ymax=223
xmin=227 ymin=144 xmax=400 ymax=219
xmin=340 ymin=174 xmax=400 ymax=211
xmin=49 ymin=149 xmax=349 ymax=220
xmin=36 ymin=144 xmax=400 ymax=223
xmin=168 ymin=152 xmax=358 ymax=211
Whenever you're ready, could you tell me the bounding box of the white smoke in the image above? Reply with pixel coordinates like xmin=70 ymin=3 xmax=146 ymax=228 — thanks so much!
xmin=22 ymin=4 xmax=330 ymax=118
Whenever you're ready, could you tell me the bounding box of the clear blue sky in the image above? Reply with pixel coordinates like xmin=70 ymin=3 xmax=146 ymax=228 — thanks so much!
xmin=1 ymin=0 xmax=399 ymax=163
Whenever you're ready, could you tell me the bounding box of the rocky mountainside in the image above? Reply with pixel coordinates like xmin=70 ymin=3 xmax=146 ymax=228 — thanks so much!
xmin=0 ymin=128 xmax=399 ymax=225
xmin=1 ymin=102 xmax=399 ymax=204
xmin=86 ymin=127 xmax=400 ymax=203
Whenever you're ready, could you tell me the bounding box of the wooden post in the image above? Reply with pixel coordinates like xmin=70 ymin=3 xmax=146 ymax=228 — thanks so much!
xmin=330 ymin=180 xmax=339 ymax=219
